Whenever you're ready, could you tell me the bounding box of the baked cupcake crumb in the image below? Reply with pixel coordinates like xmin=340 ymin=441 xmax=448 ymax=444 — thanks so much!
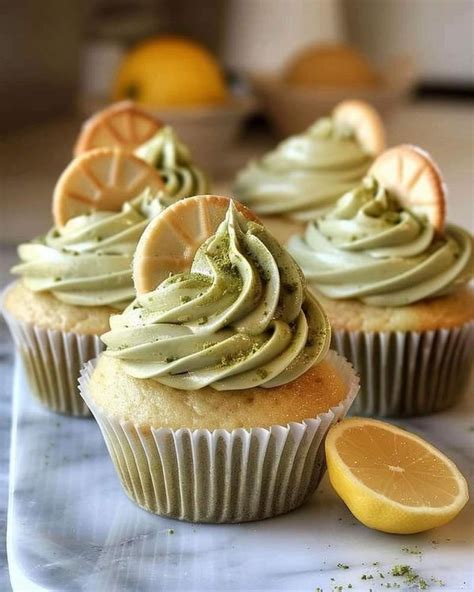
xmin=89 ymin=355 xmax=347 ymax=431
xmin=3 ymin=281 xmax=114 ymax=335
xmin=316 ymin=284 xmax=474 ymax=333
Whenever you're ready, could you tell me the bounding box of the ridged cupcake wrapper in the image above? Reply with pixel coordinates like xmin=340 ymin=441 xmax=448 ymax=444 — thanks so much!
xmin=79 ymin=351 xmax=359 ymax=523
xmin=332 ymin=321 xmax=474 ymax=418
xmin=2 ymin=308 xmax=103 ymax=416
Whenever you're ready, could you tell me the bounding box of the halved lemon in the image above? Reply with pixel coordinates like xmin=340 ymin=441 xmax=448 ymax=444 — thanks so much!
xmin=53 ymin=148 xmax=164 ymax=227
xmin=133 ymin=194 xmax=259 ymax=294
xmin=333 ymin=99 xmax=385 ymax=156
xmin=326 ymin=417 xmax=468 ymax=534
xmin=369 ymin=144 xmax=446 ymax=231
xmin=73 ymin=101 xmax=162 ymax=156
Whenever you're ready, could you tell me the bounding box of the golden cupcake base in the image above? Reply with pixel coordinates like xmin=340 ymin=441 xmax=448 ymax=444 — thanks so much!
xmin=79 ymin=351 xmax=359 ymax=523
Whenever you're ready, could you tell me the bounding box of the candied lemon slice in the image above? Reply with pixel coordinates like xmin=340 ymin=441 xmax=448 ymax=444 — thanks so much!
xmin=333 ymin=99 xmax=385 ymax=156
xmin=326 ymin=417 xmax=468 ymax=534
xmin=369 ymin=144 xmax=446 ymax=231
xmin=74 ymin=101 xmax=162 ymax=155
xmin=133 ymin=194 xmax=259 ymax=293
xmin=53 ymin=148 xmax=164 ymax=227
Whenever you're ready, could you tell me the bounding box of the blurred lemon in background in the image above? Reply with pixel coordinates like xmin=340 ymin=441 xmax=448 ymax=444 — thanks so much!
xmin=285 ymin=43 xmax=379 ymax=88
xmin=113 ymin=36 xmax=229 ymax=108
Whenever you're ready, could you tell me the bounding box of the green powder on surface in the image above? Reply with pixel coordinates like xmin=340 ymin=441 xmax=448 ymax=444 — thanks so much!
xmin=402 ymin=546 xmax=422 ymax=556
xmin=391 ymin=565 xmax=429 ymax=589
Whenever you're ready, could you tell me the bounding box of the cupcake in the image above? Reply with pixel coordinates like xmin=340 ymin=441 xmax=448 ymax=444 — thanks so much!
xmin=3 ymin=148 xmax=165 ymax=415
xmin=233 ymin=100 xmax=385 ymax=243
xmin=288 ymin=145 xmax=474 ymax=417
xmin=79 ymin=195 xmax=359 ymax=522
xmin=4 ymin=102 xmax=211 ymax=416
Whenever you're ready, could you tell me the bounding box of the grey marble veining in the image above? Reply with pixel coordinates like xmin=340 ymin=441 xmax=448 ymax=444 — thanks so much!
xmin=6 ymin=359 xmax=474 ymax=592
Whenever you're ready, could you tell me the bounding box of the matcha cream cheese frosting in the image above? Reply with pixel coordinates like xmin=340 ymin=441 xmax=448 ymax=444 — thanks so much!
xmin=288 ymin=177 xmax=474 ymax=307
xmin=233 ymin=117 xmax=372 ymax=220
xmin=136 ymin=126 xmax=209 ymax=202
xmin=12 ymin=193 xmax=163 ymax=309
xmin=102 ymin=202 xmax=331 ymax=390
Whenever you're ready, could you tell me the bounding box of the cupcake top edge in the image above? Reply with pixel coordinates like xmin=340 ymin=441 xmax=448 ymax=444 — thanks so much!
xmin=11 ymin=189 xmax=165 ymax=309
xmin=11 ymin=103 xmax=211 ymax=310
xmin=101 ymin=195 xmax=331 ymax=391
xmin=287 ymin=157 xmax=473 ymax=308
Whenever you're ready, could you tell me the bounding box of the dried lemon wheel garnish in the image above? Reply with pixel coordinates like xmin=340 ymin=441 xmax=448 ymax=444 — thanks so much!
xmin=133 ymin=194 xmax=259 ymax=294
xmin=333 ymin=99 xmax=385 ymax=156
xmin=369 ymin=144 xmax=446 ymax=231
xmin=74 ymin=101 xmax=162 ymax=156
xmin=53 ymin=147 xmax=164 ymax=227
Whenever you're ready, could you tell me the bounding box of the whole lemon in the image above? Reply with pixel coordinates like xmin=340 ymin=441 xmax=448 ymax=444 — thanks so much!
xmin=285 ymin=43 xmax=379 ymax=88
xmin=113 ymin=36 xmax=229 ymax=108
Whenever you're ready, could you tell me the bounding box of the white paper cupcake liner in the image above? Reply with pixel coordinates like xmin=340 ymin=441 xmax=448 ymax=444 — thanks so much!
xmin=2 ymin=308 xmax=103 ymax=416
xmin=332 ymin=321 xmax=474 ymax=418
xmin=79 ymin=350 xmax=359 ymax=523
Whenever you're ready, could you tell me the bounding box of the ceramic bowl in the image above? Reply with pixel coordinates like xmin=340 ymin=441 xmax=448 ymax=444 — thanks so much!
xmin=251 ymin=56 xmax=416 ymax=137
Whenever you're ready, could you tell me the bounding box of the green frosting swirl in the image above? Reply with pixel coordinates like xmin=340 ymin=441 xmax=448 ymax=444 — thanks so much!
xmin=136 ymin=126 xmax=210 ymax=203
xmin=234 ymin=117 xmax=372 ymax=220
xmin=102 ymin=202 xmax=330 ymax=391
xmin=12 ymin=192 xmax=164 ymax=309
xmin=288 ymin=177 xmax=474 ymax=306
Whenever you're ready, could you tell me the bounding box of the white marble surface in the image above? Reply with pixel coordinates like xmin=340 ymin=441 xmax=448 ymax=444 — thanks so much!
xmin=7 ymin=359 xmax=474 ymax=592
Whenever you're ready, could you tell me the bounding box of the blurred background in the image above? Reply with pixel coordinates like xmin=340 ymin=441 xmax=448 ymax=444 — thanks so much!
xmin=0 ymin=0 xmax=473 ymax=247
